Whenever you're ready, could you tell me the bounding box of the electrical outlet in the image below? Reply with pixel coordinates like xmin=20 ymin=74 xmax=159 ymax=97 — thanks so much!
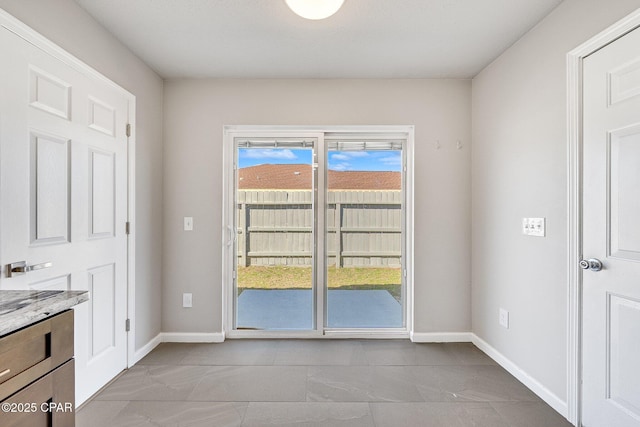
xmin=499 ymin=308 xmax=509 ymax=329
xmin=184 ymin=217 xmax=193 ymax=231
xmin=183 ymin=293 xmax=193 ymax=308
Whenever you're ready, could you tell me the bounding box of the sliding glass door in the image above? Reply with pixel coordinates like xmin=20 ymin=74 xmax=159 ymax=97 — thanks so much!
xmin=229 ymin=131 xmax=408 ymax=334
xmin=325 ymin=140 xmax=404 ymax=329
xmin=235 ymin=138 xmax=316 ymax=330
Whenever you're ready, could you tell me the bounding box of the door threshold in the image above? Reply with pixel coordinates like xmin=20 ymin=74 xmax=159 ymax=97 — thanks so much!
xmin=323 ymin=329 xmax=409 ymax=339
xmin=226 ymin=330 xmax=324 ymax=339
xmin=225 ymin=329 xmax=409 ymax=339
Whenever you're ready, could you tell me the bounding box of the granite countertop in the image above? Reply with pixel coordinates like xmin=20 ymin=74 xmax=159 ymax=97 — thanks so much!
xmin=0 ymin=290 xmax=89 ymax=337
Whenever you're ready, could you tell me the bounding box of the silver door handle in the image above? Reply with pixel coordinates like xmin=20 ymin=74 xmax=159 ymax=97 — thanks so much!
xmin=579 ymin=258 xmax=603 ymax=272
xmin=6 ymin=261 xmax=53 ymax=277
xmin=226 ymin=226 xmax=236 ymax=247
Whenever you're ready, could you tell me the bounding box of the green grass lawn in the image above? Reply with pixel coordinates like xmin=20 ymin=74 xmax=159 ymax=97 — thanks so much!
xmin=237 ymin=266 xmax=402 ymax=302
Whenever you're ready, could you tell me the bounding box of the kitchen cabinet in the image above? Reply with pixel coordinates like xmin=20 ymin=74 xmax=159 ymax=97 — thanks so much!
xmin=0 ymin=290 xmax=88 ymax=427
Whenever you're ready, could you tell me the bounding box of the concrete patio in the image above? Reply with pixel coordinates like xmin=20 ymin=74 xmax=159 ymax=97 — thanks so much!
xmin=237 ymin=289 xmax=403 ymax=330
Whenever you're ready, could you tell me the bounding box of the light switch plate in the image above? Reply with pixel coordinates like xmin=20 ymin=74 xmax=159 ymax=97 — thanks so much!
xmin=183 ymin=293 xmax=193 ymax=308
xmin=522 ymin=217 xmax=545 ymax=237
xmin=184 ymin=217 xmax=193 ymax=231
xmin=499 ymin=308 xmax=509 ymax=329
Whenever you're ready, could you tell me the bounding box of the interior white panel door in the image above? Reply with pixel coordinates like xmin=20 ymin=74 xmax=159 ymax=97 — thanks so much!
xmin=0 ymin=27 xmax=129 ymax=405
xmin=582 ymin=26 xmax=640 ymax=427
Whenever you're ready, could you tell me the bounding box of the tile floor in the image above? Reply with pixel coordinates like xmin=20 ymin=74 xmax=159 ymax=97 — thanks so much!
xmin=77 ymin=340 xmax=573 ymax=427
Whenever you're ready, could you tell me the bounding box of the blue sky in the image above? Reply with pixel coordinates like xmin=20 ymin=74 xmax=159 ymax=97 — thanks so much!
xmin=238 ymin=148 xmax=401 ymax=172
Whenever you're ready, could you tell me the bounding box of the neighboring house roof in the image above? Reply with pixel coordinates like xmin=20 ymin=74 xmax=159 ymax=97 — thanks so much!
xmin=238 ymin=164 xmax=401 ymax=190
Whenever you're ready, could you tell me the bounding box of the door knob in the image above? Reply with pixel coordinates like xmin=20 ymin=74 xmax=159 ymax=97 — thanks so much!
xmin=579 ymin=258 xmax=603 ymax=272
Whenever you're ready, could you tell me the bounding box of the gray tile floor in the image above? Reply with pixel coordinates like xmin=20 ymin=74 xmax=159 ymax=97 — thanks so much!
xmin=77 ymin=340 xmax=573 ymax=427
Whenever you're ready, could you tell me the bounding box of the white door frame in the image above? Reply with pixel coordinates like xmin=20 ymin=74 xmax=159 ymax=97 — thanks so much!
xmin=566 ymin=7 xmax=640 ymax=425
xmin=222 ymin=125 xmax=415 ymax=339
xmin=0 ymin=9 xmax=137 ymax=368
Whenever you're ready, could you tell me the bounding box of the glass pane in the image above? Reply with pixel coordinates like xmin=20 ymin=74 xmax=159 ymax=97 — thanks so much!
xmin=235 ymin=146 xmax=314 ymax=330
xmin=326 ymin=146 xmax=403 ymax=328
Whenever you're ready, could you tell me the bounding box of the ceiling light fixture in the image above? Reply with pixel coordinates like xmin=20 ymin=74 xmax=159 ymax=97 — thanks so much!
xmin=285 ymin=0 xmax=345 ymax=20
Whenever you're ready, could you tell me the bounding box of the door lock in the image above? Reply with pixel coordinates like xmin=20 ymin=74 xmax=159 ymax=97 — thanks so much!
xmin=579 ymin=258 xmax=603 ymax=272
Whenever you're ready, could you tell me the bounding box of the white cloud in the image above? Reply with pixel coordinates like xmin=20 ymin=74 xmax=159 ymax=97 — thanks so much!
xmin=379 ymin=155 xmax=401 ymax=165
xmin=345 ymin=151 xmax=369 ymax=158
xmin=241 ymin=149 xmax=297 ymax=160
xmin=330 ymin=151 xmax=369 ymax=159
xmin=331 ymin=162 xmax=352 ymax=171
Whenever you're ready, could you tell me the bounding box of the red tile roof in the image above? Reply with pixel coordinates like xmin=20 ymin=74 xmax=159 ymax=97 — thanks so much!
xmin=238 ymin=164 xmax=401 ymax=190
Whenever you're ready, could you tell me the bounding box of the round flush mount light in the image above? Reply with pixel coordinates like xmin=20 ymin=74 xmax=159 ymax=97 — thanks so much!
xmin=285 ymin=0 xmax=345 ymax=20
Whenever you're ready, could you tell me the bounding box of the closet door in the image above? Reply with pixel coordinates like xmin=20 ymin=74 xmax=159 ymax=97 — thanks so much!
xmin=0 ymin=26 xmax=130 ymax=404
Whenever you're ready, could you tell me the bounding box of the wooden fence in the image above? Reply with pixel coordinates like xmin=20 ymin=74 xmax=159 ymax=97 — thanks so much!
xmin=237 ymin=190 xmax=402 ymax=267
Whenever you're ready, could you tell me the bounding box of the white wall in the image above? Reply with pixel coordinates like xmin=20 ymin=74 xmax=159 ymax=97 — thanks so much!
xmin=472 ymin=0 xmax=640 ymax=407
xmin=0 ymin=0 xmax=164 ymax=350
xmin=163 ymin=79 xmax=471 ymax=335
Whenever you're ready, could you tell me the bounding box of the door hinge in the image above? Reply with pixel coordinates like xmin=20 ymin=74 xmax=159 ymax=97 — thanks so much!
xmin=232 ymin=270 xmax=237 ymax=279
xmin=403 ymin=269 xmax=407 ymax=278
xmin=125 ymin=221 xmax=131 ymax=235
xmin=125 ymin=318 xmax=130 ymax=332
xmin=126 ymin=123 xmax=132 ymax=137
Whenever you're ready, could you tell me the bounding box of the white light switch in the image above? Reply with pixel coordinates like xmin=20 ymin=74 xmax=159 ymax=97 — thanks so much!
xmin=184 ymin=217 xmax=193 ymax=231
xmin=183 ymin=293 xmax=193 ymax=308
xmin=499 ymin=308 xmax=509 ymax=329
xmin=522 ymin=217 xmax=545 ymax=237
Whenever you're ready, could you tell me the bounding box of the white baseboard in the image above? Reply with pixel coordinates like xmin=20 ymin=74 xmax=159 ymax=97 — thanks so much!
xmin=128 ymin=332 xmax=225 ymax=367
xmin=410 ymin=332 xmax=473 ymax=342
xmin=471 ymin=334 xmax=568 ymax=418
xmin=130 ymin=333 xmax=162 ymax=366
xmin=161 ymin=332 xmax=226 ymax=343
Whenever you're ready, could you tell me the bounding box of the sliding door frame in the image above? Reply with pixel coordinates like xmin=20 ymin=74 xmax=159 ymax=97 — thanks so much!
xmin=222 ymin=125 xmax=415 ymax=339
